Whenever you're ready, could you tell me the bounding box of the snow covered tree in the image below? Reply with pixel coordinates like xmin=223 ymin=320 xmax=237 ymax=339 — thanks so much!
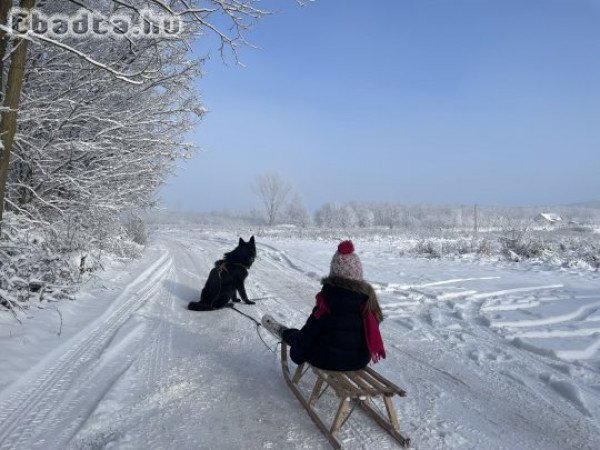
xmin=252 ymin=172 xmax=292 ymax=226
xmin=0 ymin=0 xmax=270 ymax=309
xmin=315 ymin=202 xmax=359 ymax=228
xmin=372 ymin=203 xmax=402 ymax=229
xmin=0 ymin=0 xmax=36 ymax=221
xmin=350 ymin=202 xmax=375 ymax=228
xmin=3 ymin=2 xmax=205 ymax=253
xmin=283 ymin=192 xmax=311 ymax=227
xmin=0 ymin=0 xmax=269 ymax=222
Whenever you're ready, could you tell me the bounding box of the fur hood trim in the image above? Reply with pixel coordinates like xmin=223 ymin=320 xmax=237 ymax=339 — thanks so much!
xmin=321 ymin=276 xmax=383 ymax=322
xmin=321 ymin=276 xmax=374 ymax=297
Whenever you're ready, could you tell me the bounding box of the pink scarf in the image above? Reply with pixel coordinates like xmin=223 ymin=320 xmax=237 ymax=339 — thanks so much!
xmin=313 ymin=292 xmax=330 ymax=318
xmin=363 ymin=310 xmax=386 ymax=363
xmin=313 ymin=293 xmax=386 ymax=364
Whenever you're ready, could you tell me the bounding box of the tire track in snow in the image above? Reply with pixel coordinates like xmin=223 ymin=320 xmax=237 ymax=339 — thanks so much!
xmin=371 ymin=276 xmax=501 ymax=293
xmin=137 ymin=264 xmax=177 ymax=393
xmin=0 ymin=252 xmax=172 ymax=450
xmin=492 ymin=300 xmax=600 ymax=329
xmin=470 ymin=284 xmax=564 ymax=301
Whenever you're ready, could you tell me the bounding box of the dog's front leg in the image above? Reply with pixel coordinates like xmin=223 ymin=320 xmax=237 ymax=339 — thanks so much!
xmin=237 ymin=283 xmax=255 ymax=305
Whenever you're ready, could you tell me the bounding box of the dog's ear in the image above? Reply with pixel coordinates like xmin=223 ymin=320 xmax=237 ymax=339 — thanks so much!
xmin=239 ymin=237 xmax=245 ymax=246
xmin=249 ymin=236 xmax=255 ymax=246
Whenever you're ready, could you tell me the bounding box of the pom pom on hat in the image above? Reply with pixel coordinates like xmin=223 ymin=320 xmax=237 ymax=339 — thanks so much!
xmin=338 ymin=240 xmax=354 ymax=255
xmin=330 ymin=240 xmax=363 ymax=280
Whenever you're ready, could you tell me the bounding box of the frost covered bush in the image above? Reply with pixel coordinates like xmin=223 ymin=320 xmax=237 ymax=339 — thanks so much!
xmin=557 ymin=238 xmax=600 ymax=269
xmin=413 ymin=238 xmax=474 ymax=258
xmin=500 ymin=230 xmax=551 ymax=261
xmin=414 ymin=239 xmax=442 ymax=258
xmin=103 ymin=237 xmax=144 ymax=260
xmin=453 ymin=238 xmax=474 ymax=255
xmin=477 ymin=238 xmax=496 ymax=256
xmin=0 ymin=210 xmax=148 ymax=312
xmin=0 ymin=214 xmax=79 ymax=310
xmin=399 ymin=226 xmax=599 ymax=270
xmin=123 ymin=216 xmax=148 ymax=246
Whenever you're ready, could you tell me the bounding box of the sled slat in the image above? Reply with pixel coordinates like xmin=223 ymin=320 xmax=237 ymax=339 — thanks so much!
xmin=312 ymin=369 xmax=354 ymax=397
xmin=352 ymin=369 xmax=394 ymax=395
xmin=344 ymin=371 xmax=380 ymax=396
xmin=364 ymin=366 xmax=406 ymax=396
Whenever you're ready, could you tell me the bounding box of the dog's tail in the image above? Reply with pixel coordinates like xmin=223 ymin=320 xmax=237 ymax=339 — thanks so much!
xmin=187 ymin=301 xmax=218 ymax=311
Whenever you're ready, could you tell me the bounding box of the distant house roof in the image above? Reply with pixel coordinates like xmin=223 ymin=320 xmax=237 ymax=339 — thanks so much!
xmin=536 ymin=212 xmax=563 ymax=223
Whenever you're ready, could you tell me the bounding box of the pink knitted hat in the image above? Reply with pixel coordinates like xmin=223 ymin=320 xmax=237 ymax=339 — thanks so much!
xmin=330 ymin=240 xmax=363 ymax=280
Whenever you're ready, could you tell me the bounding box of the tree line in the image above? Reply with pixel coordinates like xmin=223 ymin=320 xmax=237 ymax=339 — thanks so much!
xmin=251 ymin=173 xmax=600 ymax=231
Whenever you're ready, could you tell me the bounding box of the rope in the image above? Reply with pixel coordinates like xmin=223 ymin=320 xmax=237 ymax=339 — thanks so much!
xmin=227 ymin=305 xmax=277 ymax=353
xmin=340 ymin=400 xmax=359 ymax=429
xmin=256 ymin=326 xmax=278 ymax=353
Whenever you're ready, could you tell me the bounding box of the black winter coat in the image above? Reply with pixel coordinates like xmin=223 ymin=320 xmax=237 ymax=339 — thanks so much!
xmin=286 ymin=278 xmax=370 ymax=371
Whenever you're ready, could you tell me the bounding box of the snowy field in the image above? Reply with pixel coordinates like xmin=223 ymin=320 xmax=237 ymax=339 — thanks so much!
xmin=1 ymin=227 xmax=599 ymax=449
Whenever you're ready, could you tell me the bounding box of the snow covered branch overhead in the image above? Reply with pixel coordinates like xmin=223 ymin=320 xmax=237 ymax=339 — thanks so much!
xmin=0 ymin=0 xmax=270 ymax=309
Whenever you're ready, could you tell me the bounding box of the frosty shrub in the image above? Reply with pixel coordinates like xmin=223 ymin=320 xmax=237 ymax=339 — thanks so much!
xmin=404 ymin=228 xmax=599 ymax=270
xmin=500 ymin=230 xmax=550 ymax=260
xmin=0 ymin=213 xmax=81 ymax=311
xmin=413 ymin=238 xmax=473 ymax=259
xmin=568 ymin=224 xmax=595 ymax=233
xmin=477 ymin=238 xmax=495 ymax=256
xmin=123 ymin=216 xmax=148 ymax=246
xmin=452 ymin=238 xmax=474 ymax=255
xmin=103 ymin=237 xmax=144 ymax=260
xmin=558 ymin=238 xmax=600 ymax=269
xmin=414 ymin=239 xmax=442 ymax=258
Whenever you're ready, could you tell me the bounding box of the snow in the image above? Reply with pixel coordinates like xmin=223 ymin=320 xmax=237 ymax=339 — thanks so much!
xmin=1 ymin=227 xmax=600 ymax=449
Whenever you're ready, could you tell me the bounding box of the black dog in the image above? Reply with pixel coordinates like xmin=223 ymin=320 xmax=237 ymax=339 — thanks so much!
xmin=188 ymin=236 xmax=256 ymax=311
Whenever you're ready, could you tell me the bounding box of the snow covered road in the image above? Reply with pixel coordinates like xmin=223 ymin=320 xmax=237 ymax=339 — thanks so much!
xmin=1 ymin=229 xmax=599 ymax=449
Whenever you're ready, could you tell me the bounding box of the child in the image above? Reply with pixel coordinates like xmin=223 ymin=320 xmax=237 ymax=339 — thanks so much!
xmin=262 ymin=240 xmax=385 ymax=371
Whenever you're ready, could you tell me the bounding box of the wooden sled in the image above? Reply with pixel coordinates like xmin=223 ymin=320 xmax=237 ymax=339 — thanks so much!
xmin=281 ymin=343 xmax=410 ymax=449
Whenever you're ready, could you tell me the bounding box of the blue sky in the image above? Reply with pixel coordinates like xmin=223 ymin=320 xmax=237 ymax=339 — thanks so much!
xmin=159 ymin=0 xmax=600 ymax=212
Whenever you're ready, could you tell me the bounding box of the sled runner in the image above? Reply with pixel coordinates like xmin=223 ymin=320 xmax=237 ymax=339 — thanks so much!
xmin=280 ymin=342 xmax=410 ymax=449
